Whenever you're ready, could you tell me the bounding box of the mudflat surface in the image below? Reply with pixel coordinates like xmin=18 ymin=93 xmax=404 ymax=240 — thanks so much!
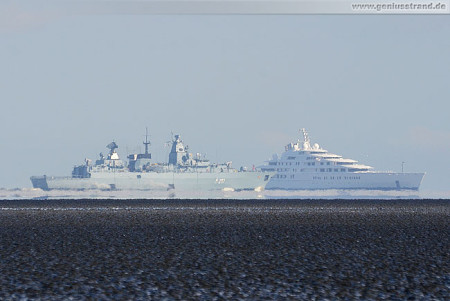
xmin=0 ymin=199 xmax=449 ymax=300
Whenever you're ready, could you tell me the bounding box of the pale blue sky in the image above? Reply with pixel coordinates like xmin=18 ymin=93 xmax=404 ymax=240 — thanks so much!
xmin=1 ymin=2 xmax=449 ymax=195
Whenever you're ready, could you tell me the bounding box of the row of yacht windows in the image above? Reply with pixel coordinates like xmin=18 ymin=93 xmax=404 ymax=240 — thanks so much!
xmin=279 ymin=161 xmax=340 ymax=166
xmin=275 ymin=174 xmax=362 ymax=180
xmin=313 ymin=176 xmax=361 ymax=180
xmin=276 ymin=168 xmax=348 ymax=172
xmin=321 ymin=168 xmax=347 ymax=172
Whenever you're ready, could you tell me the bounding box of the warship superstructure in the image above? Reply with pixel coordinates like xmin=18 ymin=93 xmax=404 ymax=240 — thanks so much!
xmin=31 ymin=132 xmax=272 ymax=191
xmin=261 ymin=129 xmax=424 ymax=190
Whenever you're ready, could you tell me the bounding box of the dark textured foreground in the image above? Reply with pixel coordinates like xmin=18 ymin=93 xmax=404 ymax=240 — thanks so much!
xmin=0 ymin=199 xmax=449 ymax=300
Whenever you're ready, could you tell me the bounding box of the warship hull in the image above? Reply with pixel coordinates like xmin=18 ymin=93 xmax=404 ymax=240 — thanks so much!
xmin=31 ymin=171 xmax=271 ymax=192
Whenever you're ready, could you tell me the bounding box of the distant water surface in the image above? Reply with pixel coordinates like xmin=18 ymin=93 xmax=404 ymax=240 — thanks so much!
xmin=2 ymin=188 xmax=447 ymax=200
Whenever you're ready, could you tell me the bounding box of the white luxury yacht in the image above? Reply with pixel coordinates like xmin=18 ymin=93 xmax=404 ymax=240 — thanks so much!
xmin=261 ymin=129 xmax=424 ymax=190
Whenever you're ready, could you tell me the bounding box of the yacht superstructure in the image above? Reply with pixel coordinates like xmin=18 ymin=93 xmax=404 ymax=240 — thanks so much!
xmin=261 ymin=129 xmax=424 ymax=190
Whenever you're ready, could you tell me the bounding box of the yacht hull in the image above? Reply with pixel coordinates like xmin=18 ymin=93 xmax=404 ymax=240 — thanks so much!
xmin=265 ymin=172 xmax=425 ymax=190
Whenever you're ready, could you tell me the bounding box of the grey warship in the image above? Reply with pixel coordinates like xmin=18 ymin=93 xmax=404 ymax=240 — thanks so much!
xmin=31 ymin=132 xmax=272 ymax=191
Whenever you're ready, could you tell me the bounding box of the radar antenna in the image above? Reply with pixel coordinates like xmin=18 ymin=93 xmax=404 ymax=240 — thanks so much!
xmin=106 ymin=141 xmax=118 ymax=154
xmin=143 ymin=127 xmax=151 ymax=155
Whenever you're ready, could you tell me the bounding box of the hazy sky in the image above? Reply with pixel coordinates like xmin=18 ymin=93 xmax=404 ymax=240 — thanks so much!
xmin=1 ymin=1 xmax=449 ymax=195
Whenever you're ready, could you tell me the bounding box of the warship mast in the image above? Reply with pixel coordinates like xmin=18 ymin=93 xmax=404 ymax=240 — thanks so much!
xmin=143 ymin=127 xmax=150 ymax=155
